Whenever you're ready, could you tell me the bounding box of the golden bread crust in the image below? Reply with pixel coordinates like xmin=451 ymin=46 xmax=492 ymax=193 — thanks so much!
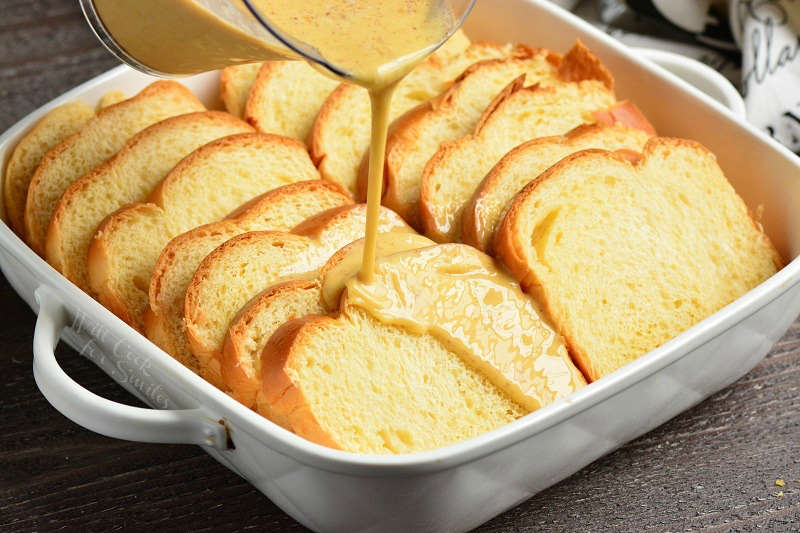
xmin=47 ymin=111 xmax=252 ymax=291
xmin=372 ymin=45 xmax=561 ymax=228
xmin=182 ymin=203 xmax=411 ymax=385
xmin=556 ymin=40 xmax=614 ymax=90
xmin=244 ymin=61 xmax=338 ymax=142
xmin=4 ymin=102 xmax=94 ymax=237
xmin=87 ymin=132 xmax=319 ymax=331
xmin=418 ymin=74 xmax=620 ymax=243
xmin=310 ymin=36 xmax=509 ymax=199
xmin=461 ymin=121 xmax=652 ymax=252
xmin=222 ymin=279 xmax=321 ymax=407
xmin=220 ymin=63 xmax=261 ymax=117
xmin=258 ymin=315 xmax=343 ymax=449
xmin=24 ymin=81 xmax=204 ymax=255
xmin=145 ymin=180 xmax=352 ymax=385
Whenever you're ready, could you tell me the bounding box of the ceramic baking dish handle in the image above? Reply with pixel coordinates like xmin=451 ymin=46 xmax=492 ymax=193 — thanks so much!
xmin=32 ymin=287 xmax=229 ymax=449
xmin=635 ymin=47 xmax=747 ymax=120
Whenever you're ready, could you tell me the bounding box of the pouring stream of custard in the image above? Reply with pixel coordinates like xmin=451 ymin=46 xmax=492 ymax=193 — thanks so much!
xmin=247 ymin=0 xmax=456 ymax=282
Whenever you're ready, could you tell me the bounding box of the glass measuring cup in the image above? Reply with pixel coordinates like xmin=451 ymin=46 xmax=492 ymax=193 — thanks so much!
xmin=78 ymin=0 xmax=476 ymax=79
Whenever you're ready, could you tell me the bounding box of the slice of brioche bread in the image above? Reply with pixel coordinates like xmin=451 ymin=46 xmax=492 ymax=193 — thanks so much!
xmin=258 ymin=242 xmax=585 ymax=453
xmin=46 ymin=111 xmax=253 ymax=292
xmin=419 ymin=78 xmax=621 ymax=242
xmin=239 ymin=29 xmax=465 ymax=171
xmin=244 ymin=61 xmax=339 ymax=142
xmin=88 ymin=132 xmax=318 ymax=330
xmin=144 ymin=181 xmax=352 ymax=380
xmin=261 ymin=308 xmax=526 ymax=453
xmin=495 ymin=138 xmax=782 ymax=381
xmin=222 ymin=233 xmax=434 ymax=407
xmin=463 ymin=123 xmax=652 ymax=253
xmin=24 ymin=81 xmax=204 ymax=254
xmin=309 ymin=31 xmax=500 ymax=197
xmin=184 ymin=204 xmax=412 ymax=385
xmin=374 ymin=45 xmax=576 ymax=227
xmin=334 ymin=242 xmax=586 ymax=409
xmin=220 ymin=63 xmax=262 ymax=117
xmin=4 ymin=102 xmax=94 ymax=236
xmin=226 ymin=279 xmax=325 ymax=409
xmin=4 ymin=92 xmax=125 ymax=235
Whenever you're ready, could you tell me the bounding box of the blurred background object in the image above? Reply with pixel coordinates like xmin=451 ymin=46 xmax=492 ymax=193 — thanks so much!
xmin=556 ymin=0 xmax=800 ymax=153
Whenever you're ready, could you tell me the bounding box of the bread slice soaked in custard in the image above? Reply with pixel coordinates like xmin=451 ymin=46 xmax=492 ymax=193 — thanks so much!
xmin=258 ymin=242 xmax=585 ymax=453
xmin=183 ymin=204 xmax=412 ymax=385
xmin=222 ymin=233 xmax=434 ymax=408
xmin=262 ymin=309 xmax=526 ymax=453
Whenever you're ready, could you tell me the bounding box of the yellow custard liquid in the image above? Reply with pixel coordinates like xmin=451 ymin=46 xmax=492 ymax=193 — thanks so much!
xmin=248 ymin=0 xmax=453 ymax=86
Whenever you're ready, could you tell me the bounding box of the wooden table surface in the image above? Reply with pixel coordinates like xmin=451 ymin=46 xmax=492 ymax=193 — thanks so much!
xmin=2 ymin=1 xmax=799 ymax=531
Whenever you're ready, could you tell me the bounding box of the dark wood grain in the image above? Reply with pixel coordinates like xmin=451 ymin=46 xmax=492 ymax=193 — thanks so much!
xmin=1 ymin=1 xmax=799 ymax=531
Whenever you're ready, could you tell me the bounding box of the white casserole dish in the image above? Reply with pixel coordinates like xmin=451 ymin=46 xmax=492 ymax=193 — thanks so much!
xmin=3 ymin=1 xmax=800 ymax=531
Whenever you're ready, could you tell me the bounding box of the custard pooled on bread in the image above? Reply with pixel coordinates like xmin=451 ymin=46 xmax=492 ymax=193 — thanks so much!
xmin=259 ymin=240 xmax=586 ymax=453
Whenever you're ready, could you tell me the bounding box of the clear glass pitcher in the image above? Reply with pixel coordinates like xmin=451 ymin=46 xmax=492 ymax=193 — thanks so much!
xmin=79 ymin=0 xmax=476 ymax=79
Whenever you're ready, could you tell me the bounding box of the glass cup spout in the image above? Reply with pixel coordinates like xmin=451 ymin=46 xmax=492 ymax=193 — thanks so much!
xmin=79 ymin=0 xmax=476 ymax=80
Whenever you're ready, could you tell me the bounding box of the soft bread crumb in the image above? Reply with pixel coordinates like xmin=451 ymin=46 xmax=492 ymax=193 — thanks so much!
xmin=311 ymin=36 xmax=506 ymax=197
xmin=495 ymin=138 xmax=781 ymax=381
xmin=245 ymin=61 xmax=338 ymax=142
xmin=223 ymin=280 xmax=324 ymax=407
xmin=462 ymin=123 xmax=651 ymax=253
xmin=24 ymin=81 xmax=204 ymax=254
xmin=379 ymin=46 xmax=563 ymax=227
xmin=183 ymin=204 xmax=412 ymax=386
xmin=97 ymin=90 xmax=126 ymax=110
xmin=419 ymin=79 xmax=618 ymax=242
xmin=48 ymin=111 xmax=253 ymax=291
xmin=263 ymin=309 xmax=525 ymax=454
